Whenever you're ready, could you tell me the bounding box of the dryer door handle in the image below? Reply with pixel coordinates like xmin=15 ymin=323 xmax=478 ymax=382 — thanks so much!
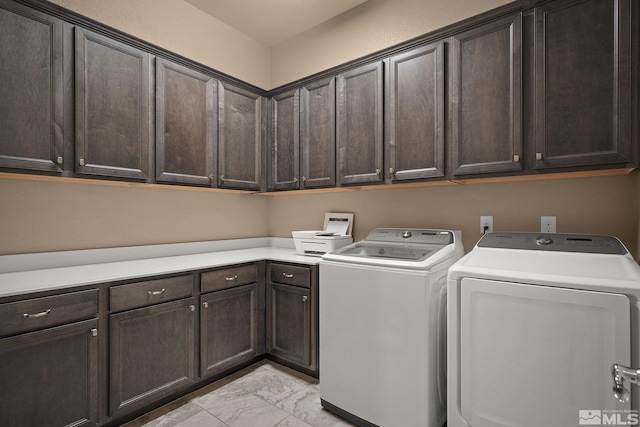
xmin=612 ymin=364 xmax=638 ymax=402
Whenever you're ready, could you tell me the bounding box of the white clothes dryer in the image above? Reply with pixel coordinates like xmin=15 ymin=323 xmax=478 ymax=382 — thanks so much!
xmin=447 ymin=232 xmax=640 ymax=427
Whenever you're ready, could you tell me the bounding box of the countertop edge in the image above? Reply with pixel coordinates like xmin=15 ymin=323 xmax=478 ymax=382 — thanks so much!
xmin=0 ymin=245 xmax=321 ymax=299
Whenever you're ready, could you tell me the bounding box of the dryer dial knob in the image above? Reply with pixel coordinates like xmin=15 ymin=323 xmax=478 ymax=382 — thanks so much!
xmin=536 ymin=236 xmax=554 ymax=246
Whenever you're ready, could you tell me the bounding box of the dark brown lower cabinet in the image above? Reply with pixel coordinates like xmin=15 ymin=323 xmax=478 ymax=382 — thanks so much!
xmin=109 ymin=298 xmax=196 ymax=418
xmin=200 ymin=283 xmax=262 ymax=377
xmin=0 ymin=319 xmax=98 ymax=427
xmin=266 ymin=263 xmax=318 ymax=376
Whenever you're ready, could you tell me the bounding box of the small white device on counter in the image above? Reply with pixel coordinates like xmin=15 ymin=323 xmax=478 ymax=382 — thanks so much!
xmin=292 ymin=213 xmax=353 ymax=256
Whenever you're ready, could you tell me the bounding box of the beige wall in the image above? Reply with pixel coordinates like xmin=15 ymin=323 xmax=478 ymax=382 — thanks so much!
xmin=48 ymin=0 xmax=512 ymax=90
xmin=268 ymin=174 xmax=639 ymax=259
xmin=48 ymin=0 xmax=272 ymax=89
xmin=0 ymin=179 xmax=269 ymax=255
xmin=270 ymin=0 xmax=512 ymax=88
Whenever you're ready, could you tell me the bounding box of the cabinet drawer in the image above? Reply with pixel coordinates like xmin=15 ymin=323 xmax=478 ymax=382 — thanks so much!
xmin=110 ymin=275 xmax=193 ymax=313
xmin=201 ymin=264 xmax=257 ymax=293
xmin=0 ymin=289 xmax=98 ymax=337
xmin=270 ymin=263 xmax=310 ymax=288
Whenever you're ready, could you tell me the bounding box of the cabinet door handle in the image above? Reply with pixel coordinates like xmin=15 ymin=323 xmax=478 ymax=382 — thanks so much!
xmin=375 ymin=168 xmax=381 ymax=176
xmin=23 ymin=309 xmax=51 ymax=319
xmin=282 ymin=273 xmax=294 ymax=278
xmin=293 ymin=177 xmax=298 ymax=183
xmin=225 ymin=275 xmax=238 ymax=281
xmin=56 ymin=156 xmax=63 ymax=164
xmin=189 ymin=305 xmax=195 ymax=312
xmin=513 ymin=154 xmax=520 ymax=163
xmin=302 ymin=176 xmax=307 ymax=182
xmin=203 ymin=302 xmax=209 ymax=308
xmin=79 ymin=158 xmax=85 ymax=166
xmin=536 ymin=152 xmax=543 ymax=161
xmin=91 ymin=328 xmax=98 ymax=337
xmin=147 ymin=289 xmax=166 ymax=296
xmin=389 ymin=167 xmax=395 ymax=175
xmin=302 ymin=296 xmax=308 ymax=302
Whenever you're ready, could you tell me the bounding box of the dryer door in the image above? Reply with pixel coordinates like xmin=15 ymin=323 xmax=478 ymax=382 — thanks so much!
xmin=460 ymin=278 xmax=631 ymax=427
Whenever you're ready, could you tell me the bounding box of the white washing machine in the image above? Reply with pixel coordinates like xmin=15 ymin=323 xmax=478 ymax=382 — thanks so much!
xmin=320 ymin=228 xmax=464 ymax=427
xmin=448 ymin=232 xmax=640 ymax=427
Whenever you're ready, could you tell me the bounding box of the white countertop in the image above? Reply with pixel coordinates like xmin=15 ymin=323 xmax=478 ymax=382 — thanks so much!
xmin=0 ymin=241 xmax=321 ymax=299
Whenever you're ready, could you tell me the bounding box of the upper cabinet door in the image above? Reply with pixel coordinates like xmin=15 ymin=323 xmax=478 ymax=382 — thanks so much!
xmin=337 ymin=62 xmax=384 ymax=185
xmin=269 ymin=88 xmax=300 ymax=191
xmin=218 ymin=82 xmax=266 ymax=191
xmin=300 ymin=77 xmax=336 ymax=189
xmin=75 ymin=28 xmax=151 ymax=180
xmin=534 ymin=0 xmax=633 ymax=169
xmin=386 ymin=42 xmax=445 ymax=181
xmin=156 ymin=58 xmax=217 ymax=186
xmin=450 ymin=14 xmax=523 ymax=176
xmin=0 ymin=1 xmax=63 ymax=173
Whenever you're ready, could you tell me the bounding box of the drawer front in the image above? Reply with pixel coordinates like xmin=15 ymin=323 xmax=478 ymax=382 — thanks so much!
xmin=201 ymin=264 xmax=257 ymax=293
xmin=270 ymin=263 xmax=310 ymax=288
xmin=110 ymin=274 xmax=193 ymax=313
xmin=0 ymin=289 xmax=98 ymax=337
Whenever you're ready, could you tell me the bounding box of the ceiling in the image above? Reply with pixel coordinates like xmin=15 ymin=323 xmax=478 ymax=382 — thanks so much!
xmin=184 ymin=0 xmax=369 ymax=47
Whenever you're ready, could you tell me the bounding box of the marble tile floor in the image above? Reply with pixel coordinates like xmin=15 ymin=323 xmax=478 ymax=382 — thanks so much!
xmin=122 ymin=361 xmax=355 ymax=427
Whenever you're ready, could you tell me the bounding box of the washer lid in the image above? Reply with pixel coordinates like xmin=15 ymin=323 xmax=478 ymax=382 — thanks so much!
xmin=322 ymin=229 xmax=463 ymax=269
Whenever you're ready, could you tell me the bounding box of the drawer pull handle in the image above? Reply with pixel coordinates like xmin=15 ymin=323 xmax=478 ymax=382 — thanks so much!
xmin=148 ymin=289 xmax=166 ymax=296
xmin=23 ymin=309 xmax=51 ymax=319
xmin=225 ymin=275 xmax=238 ymax=281
xmin=302 ymin=296 xmax=308 ymax=302
xmin=282 ymin=273 xmax=294 ymax=278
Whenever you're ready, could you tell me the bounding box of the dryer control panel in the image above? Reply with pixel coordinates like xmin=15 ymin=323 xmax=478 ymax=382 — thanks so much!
xmin=477 ymin=232 xmax=627 ymax=254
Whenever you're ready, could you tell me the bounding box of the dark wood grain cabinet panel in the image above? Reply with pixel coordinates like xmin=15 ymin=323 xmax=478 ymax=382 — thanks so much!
xmin=450 ymin=13 xmax=523 ymax=176
xmin=266 ymin=263 xmax=317 ymax=376
xmin=300 ymin=77 xmax=337 ymax=188
xmin=386 ymin=42 xmax=445 ymax=181
xmin=0 ymin=0 xmax=64 ymax=173
xmin=201 ymin=283 xmax=263 ymax=377
xmin=156 ymin=58 xmax=217 ymax=186
xmin=218 ymin=82 xmax=266 ymax=190
xmin=110 ymin=298 xmax=196 ymax=417
xmin=75 ymin=27 xmax=152 ymax=179
xmin=337 ymin=62 xmax=384 ymax=185
xmin=269 ymin=88 xmax=300 ymax=190
xmin=0 ymin=319 xmax=98 ymax=427
xmin=534 ymin=0 xmax=634 ymax=169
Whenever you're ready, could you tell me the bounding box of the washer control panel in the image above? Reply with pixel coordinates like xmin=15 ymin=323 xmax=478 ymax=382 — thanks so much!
xmin=365 ymin=228 xmax=454 ymax=245
xmin=478 ymin=232 xmax=627 ymax=255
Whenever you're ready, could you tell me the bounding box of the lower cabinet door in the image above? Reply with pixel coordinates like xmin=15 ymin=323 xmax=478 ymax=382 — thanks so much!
xmin=267 ymin=282 xmax=312 ymax=370
xmin=201 ymin=283 xmax=261 ymax=377
xmin=110 ymin=298 xmax=196 ymax=417
xmin=0 ymin=319 xmax=98 ymax=427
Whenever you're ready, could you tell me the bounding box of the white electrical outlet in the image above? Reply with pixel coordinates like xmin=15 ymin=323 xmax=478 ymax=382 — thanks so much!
xmin=541 ymin=216 xmax=557 ymax=233
xmin=480 ymin=216 xmax=493 ymax=234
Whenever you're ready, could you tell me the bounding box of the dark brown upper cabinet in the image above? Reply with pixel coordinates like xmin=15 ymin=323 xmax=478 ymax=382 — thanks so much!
xmin=156 ymin=58 xmax=217 ymax=186
xmin=0 ymin=0 xmax=64 ymax=173
xmin=337 ymin=62 xmax=384 ymax=185
xmin=300 ymin=77 xmax=337 ymax=189
xmin=385 ymin=42 xmax=445 ymax=182
xmin=269 ymin=88 xmax=300 ymax=191
xmin=75 ymin=27 xmax=152 ymax=180
xmin=449 ymin=13 xmax=523 ymax=176
xmin=218 ymin=82 xmax=266 ymax=191
xmin=534 ymin=0 xmax=634 ymax=169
